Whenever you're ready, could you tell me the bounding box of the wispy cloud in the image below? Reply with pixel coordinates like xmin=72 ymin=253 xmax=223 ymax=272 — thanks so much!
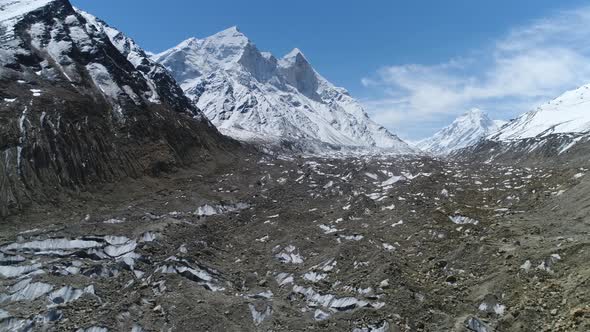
xmin=362 ymin=5 xmax=590 ymax=140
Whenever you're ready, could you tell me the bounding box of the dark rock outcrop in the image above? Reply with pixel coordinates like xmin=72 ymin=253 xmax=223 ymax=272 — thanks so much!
xmin=0 ymin=0 xmax=238 ymax=215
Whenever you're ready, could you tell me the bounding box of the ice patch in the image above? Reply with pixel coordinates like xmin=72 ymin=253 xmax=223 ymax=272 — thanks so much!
xmin=275 ymin=273 xmax=294 ymax=286
xmin=319 ymin=224 xmax=340 ymax=234
xmin=381 ymin=175 xmax=404 ymax=186
xmin=353 ymin=321 xmax=390 ymax=332
xmin=382 ymin=243 xmax=395 ymax=251
xmin=466 ymin=317 xmax=490 ymax=332
xmin=48 ymin=285 xmax=94 ymax=305
xmin=76 ymin=327 xmax=108 ymax=332
xmin=292 ymin=285 xmax=376 ymax=312
xmin=365 ymin=173 xmax=378 ymax=180
xmin=339 ymin=234 xmax=363 ymax=241
xmin=478 ymin=302 xmax=506 ymax=316
xmin=303 ymin=272 xmax=327 ymax=283
xmin=381 ymin=204 xmax=395 ymax=211
xmin=449 ymin=215 xmax=479 ymax=225
xmin=0 ymin=263 xmax=42 ymax=278
xmin=275 ymin=245 xmax=304 ymax=264
xmin=103 ymin=218 xmax=125 ymax=224
xmin=519 ymin=260 xmax=531 ymax=272
xmin=0 ymin=280 xmax=53 ymax=303
xmin=313 ymin=309 xmax=330 ymax=321
xmin=195 ymin=203 xmax=249 ymax=217
xmin=2 ymin=238 xmax=102 ymax=252
xmin=391 ymin=220 xmax=403 ymax=228
xmin=104 ymin=236 xmax=129 ymax=245
xmin=104 ymin=241 xmax=136 ymax=257
xmin=248 ymin=303 xmax=272 ymax=326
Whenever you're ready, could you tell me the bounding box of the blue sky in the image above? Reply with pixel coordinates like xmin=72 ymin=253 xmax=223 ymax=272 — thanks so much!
xmin=72 ymin=0 xmax=590 ymax=140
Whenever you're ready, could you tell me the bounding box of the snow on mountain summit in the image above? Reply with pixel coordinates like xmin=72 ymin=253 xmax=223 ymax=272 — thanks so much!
xmin=417 ymin=109 xmax=505 ymax=155
xmin=0 ymin=0 xmax=55 ymax=26
xmin=281 ymin=47 xmax=307 ymax=63
xmin=153 ymin=28 xmax=413 ymax=153
xmin=490 ymin=84 xmax=590 ymax=141
xmin=0 ymin=0 xmax=57 ymax=61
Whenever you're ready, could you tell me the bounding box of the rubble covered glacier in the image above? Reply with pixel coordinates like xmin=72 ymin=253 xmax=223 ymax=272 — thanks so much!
xmin=1 ymin=154 xmax=590 ymax=331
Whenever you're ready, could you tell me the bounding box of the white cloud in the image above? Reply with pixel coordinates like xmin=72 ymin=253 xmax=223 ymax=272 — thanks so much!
xmin=363 ymin=5 xmax=590 ymax=140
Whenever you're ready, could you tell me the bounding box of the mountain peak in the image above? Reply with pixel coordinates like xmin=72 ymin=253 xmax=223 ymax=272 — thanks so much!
xmin=285 ymin=47 xmax=304 ymax=57
xmin=181 ymin=36 xmax=200 ymax=46
xmin=459 ymin=108 xmax=490 ymax=123
xmin=282 ymin=48 xmax=308 ymax=64
xmin=225 ymin=25 xmax=240 ymax=33
xmin=207 ymin=26 xmax=249 ymax=45
xmin=417 ymin=109 xmax=503 ymax=155
xmin=465 ymin=108 xmax=484 ymax=116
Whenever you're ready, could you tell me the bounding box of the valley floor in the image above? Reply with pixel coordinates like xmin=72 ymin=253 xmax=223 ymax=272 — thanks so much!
xmin=1 ymin=154 xmax=589 ymax=331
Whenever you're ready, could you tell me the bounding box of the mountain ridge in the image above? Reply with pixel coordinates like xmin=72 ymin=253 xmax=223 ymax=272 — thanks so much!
xmin=0 ymin=0 xmax=235 ymax=215
xmin=454 ymin=84 xmax=590 ymax=163
xmin=153 ymin=27 xmax=414 ymax=154
xmin=417 ymin=109 xmax=505 ymax=155
xmin=490 ymin=84 xmax=590 ymax=141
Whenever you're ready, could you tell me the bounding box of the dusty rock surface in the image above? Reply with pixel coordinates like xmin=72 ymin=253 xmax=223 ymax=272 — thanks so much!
xmin=1 ymin=153 xmax=589 ymax=331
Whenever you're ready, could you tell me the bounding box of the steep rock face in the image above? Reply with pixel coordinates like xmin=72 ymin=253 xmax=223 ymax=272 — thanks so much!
xmin=417 ymin=109 xmax=505 ymax=155
xmin=0 ymin=0 xmax=235 ymax=215
xmin=153 ymin=27 xmax=413 ymax=153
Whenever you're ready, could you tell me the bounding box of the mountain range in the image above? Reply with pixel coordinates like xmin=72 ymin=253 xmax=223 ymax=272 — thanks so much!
xmin=3 ymin=0 xmax=590 ymax=217
xmin=457 ymin=84 xmax=590 ymax=162
xmin=153 ymin=27 xmax=413 ymax=153
xmin=417 ymin=82 xmax=590 ymax=158
xmin=490 ymin=84 xmax=590 ymax=141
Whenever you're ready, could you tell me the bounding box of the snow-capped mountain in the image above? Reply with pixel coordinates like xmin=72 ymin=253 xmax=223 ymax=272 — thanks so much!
xmin=457 ymin=84 xmax=590 ymax=162
xmin=153 ymin=27 xmax=413 ymax=153
xmin=417 ymin=109 xmax=506 ymax=155
xmin=490 ymin=84 xmax=590 ymax=141
xmin=0 ymin=0 xmax=233 ymax=215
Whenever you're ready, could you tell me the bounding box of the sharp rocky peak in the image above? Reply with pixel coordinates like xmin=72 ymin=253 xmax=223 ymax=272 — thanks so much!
xmin=282 ymin=48 xmax=306 ymax=61
xmin=162 ymin=26 xmax=257 ymax=68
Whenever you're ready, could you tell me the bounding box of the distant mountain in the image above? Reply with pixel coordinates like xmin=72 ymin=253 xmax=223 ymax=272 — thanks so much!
xmin=0 ymin=0 xmax=234 ymax=215
xmin=417 ymin=109 xmax=506 ymax=155
xmin=457 ymin=85 xmax=590 ymax=163
xmin=490 ymin=84 xmax=590 ymax=141
xmin=153 ymin=27 xmax=414 ymax=153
